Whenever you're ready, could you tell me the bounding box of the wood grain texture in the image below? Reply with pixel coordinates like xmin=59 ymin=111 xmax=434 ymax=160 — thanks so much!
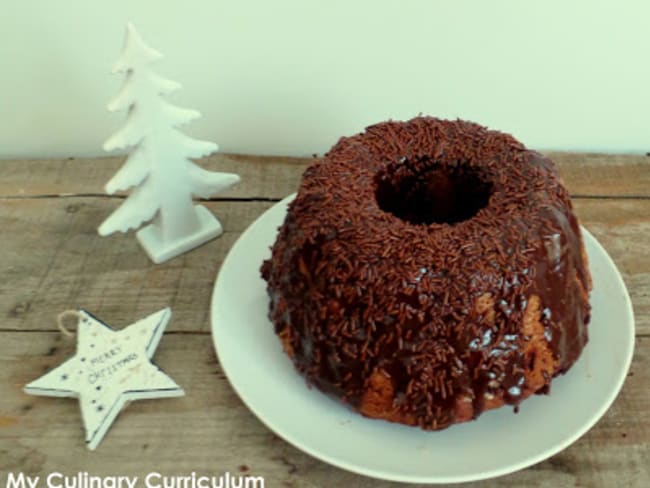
xmin=0 ymin=154 xmax=309 ymax=200
xmin=1 ymin=332 xmax=648 ymax=488
xmin=0 ymin=153 xmax=648 ymax=487
xmin=544 ymin=151 xmax=650 ymax=198
xmin=0 ymin=198 xmax=274 ymax=333
xmin=0 ymin=152 xmax=649 ymax=199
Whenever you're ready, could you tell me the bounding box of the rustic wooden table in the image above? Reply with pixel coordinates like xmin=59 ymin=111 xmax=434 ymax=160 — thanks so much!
xmin=0 ymin=153 xmax=648 ymax=487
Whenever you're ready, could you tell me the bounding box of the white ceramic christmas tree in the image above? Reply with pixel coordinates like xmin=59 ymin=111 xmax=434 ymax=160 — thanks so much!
xmin=99 ymin=23 xmax=240 ymax=263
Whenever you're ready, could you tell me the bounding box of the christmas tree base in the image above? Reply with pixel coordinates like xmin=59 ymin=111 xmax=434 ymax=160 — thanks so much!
xmin=136 ymin=205 xmax=222 ymax=264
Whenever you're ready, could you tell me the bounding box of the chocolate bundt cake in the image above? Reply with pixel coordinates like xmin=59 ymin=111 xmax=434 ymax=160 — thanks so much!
xmin=261 ymin=117 xmax=591 ymax=430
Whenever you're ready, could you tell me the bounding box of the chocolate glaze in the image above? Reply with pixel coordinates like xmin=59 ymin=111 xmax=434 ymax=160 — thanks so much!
xmin=261 ymin=117 xmax=591 ymax=429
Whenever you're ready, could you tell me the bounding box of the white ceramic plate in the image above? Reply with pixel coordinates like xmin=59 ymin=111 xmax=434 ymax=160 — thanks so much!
xmin=211 ymin=194 xmax=635 ymax=484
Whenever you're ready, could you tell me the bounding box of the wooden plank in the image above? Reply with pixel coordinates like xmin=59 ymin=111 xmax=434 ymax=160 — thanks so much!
xmin=545 ymin=151 xmax=650 ymax=198
xmin=0 ymin=152 xmax=649 ymax=199
xmin=0 ymin=198 xmax=274 ymax=333
xmin=0 ymin=154 xmax=310 ymax=201
xmin=573 ymin=199 xmax=650 ymax=337
xmin=0 ymin=331 xmax=647 ymax=487
xmin=1 ymin=197 xmax=648 ymax=335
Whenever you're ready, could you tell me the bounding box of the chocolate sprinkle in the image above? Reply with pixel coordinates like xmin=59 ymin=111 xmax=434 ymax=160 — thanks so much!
xmin=261 ymin=116 xmax=591 ymax=430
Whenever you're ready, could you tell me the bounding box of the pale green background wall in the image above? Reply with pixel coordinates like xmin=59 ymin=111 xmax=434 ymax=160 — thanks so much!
xmin=2 ymin=0 xmax=649 ymax=158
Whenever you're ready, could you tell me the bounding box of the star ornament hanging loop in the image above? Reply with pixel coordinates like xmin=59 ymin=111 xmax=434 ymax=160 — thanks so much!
xmin=24 ymin=308 xmax=184 ymax=450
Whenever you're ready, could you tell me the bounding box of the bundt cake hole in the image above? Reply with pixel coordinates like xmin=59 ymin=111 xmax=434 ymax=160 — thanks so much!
xmin=375 ymin=159 xmax=493 ymax=225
